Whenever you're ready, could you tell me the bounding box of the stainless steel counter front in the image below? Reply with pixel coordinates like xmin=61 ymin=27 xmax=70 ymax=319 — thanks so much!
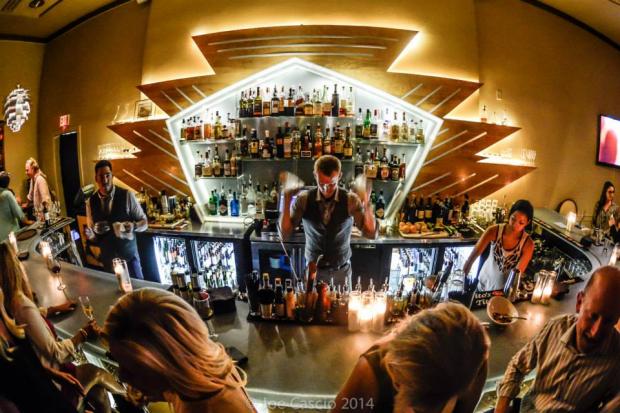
xmin=18 ymin=222 xmax=590 ymax=408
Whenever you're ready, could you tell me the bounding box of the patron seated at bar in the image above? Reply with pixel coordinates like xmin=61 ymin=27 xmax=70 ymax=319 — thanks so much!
xmin=21 ymin=157 xmax=52 ymax=219
xmin=0 ymin=172 xmax=32 ymax=241
xmin=332 ymin=302 xmax=489 ymax=413
xmin=495 ymin=265 xmax=620 ymax=413
xmin=85 ymin=160 xmax=147 ymax=279
xmin=280 ymin=155 xmax=376 ymax=286
xmin=462 ymin=200 xmax=534 ymax=291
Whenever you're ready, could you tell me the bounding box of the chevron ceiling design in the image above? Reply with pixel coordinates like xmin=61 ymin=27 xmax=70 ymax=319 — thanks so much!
xmin=110 ymin=25 xmax=534 ymax=202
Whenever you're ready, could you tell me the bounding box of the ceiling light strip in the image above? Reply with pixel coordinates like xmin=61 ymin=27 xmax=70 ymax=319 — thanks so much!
xmin=415 ymin=86 xmax=443 ymax=107
xmin=121 ymin=169 xmax=159 ymax=193
xmin=160 ymin=90 xmax=184 ymax=111
xmin=453 ymin=174 xmax=500 ymax=197
xmin=229 ymin=52 xmax=374 ymax=60
xmin=191 ymin=85 xmax=207 ymax=99
xmin=175 ymin=87 xmax=195 ymax=105
xmin=39 ymin=0 xmax=62 ymax=18
xmin=217 ymin=43 xmax=386 ymax=53
xmin=429 ymin=173 xmax=477 ymax=196
xmin=429 ymin=88 xmax=461 ymax=114
xmin=161 ymin=169 xmax=189 ymax=186
xmin=141 ymin=169 xmax=188 ymax=197
xmin=208 ymin=35 xmax=398 ymax=46
xmin=132 ymin=130 xmax=178 ymax=160
xmin=400 ymin=83 xmax=424 ymax=100
xmin=148 ymin=128 xmax=173 ymax=145
xmin=410 ymin=172 xmax=452 ymax=192
xmin=424 ymin=132 xmax=486 ymax=166
xmin=430 ymin=130 xmax=469 ymax=151
xmin=437 ymin=128 xmax=450 ymax=136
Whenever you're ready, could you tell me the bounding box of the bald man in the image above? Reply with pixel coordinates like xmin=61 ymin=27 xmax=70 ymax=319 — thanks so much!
xmin=496 ymin=266 xmax=620 ymax=413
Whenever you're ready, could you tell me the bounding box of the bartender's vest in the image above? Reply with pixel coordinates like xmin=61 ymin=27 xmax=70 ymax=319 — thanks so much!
xmin=89 ymin=187 xmax=138 ymax=262
xmin=302 ymin=187 xmax=353 ymax=267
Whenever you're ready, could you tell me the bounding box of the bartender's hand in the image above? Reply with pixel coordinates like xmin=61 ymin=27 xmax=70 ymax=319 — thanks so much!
xmin=350 ymin=175 xmax=371 ymax=207
xmin=84 ymin=226 xmax=95 ymax=240
xmin=494 ymin=396 xmax=511 ymax=413
xmin=123 ymin=221 xmax=135 ymax=233
xmin=82 ymin=320 xmax=102 ymax=341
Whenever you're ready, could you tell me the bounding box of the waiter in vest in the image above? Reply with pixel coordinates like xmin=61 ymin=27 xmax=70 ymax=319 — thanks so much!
xmin=85 ymin=160 xmax=148 ymax=279
xmin=280 ymin=155 xmax=377 ymax=286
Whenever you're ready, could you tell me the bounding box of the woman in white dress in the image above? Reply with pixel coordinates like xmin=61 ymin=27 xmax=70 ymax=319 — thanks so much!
xmin=463 ymin=200 xmax=535 ymax=291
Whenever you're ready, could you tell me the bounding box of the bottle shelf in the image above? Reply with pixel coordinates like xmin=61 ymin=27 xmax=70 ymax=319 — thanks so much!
xmin=195 ymin=174 xmax=245 ymax=181
xmin=180 ymin=137 xmax=246 ymax=145
xmin=353 ymin=139 xmax=422 ymax=147
xmin=241 ymin=157 xmax=355 ymax=163
xmin=238 ymin=115 xmax=355 ymax=121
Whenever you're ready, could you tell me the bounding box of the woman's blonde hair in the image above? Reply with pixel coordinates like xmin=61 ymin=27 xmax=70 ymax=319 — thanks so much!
xmin=0 ymin=241 xmax=34 ymax=317
xmin=103 ymin=288 xmax=247 ymax=402
xmin=385 ymin=302 xmax=490 ymax=413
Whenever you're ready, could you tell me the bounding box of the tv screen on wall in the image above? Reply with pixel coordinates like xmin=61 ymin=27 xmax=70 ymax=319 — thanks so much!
xmin=597 ymin=114 xmax=620 ymax=168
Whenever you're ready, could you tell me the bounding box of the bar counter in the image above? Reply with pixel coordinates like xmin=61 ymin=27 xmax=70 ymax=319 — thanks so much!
xmin=17 ymin=210 xmax=612 ymax=409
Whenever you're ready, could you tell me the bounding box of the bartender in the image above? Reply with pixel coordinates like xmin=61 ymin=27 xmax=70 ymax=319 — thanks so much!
xmin=280 ymin=155 xmax=376 ymax=286
xmin=462 ymin=199 xmax=534 ymax=291
xmin=21 ymin=157 xmax=52 ymax=218
xmin=85 ymin=160 xmax=147 ymax=279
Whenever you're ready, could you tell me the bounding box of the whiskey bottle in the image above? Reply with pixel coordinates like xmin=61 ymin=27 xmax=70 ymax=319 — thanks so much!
xmin=343 ymin=128 xmax=353 ymax=160
xmin=276 ymin=125 xmax=284 ymax=159
xmin=339 ymin=85 xmax=347 ymax=117
xmin=333 ymin=127 xmax=344 ymax=159
xmin=331 ymin=83 xmax=340 ymax=117
xmin=212 ymin=149 xmax=222 ymax=177
xmin=391 ymin=155 xmax=400 ymax=181
xmin=323 ymin=127 xmax=332 ymax=155
xmin=283 ymin=123 xmax=292 ymax=159
xmin=194 ymin=151 xmax=203 ymax=179
xmin=375 ymin=191 xmax=386 ymax=219
xmin=400 ymin=112 xmax=409 ymax=141
xmin=295 ymin=85 xmax=305 ymax=116
xmin=223 ymin=149 xmax=231 ymax=177
xmin=262 ymin=130 xmax=272 ymax=159
xmin=214 ymin=111 xmax=222 ymax=139
xmin=254 ymin=87 xmax=263 ymax=117
xmin=301 ymin=125 xmax=312 ymax=159
xmin=370 ymin=109 xmax=379 ymax=139
xmin=270 ymin=85 xmax=279 ymax=116
xmin=321 ymin=85 xmax=332 ymax=116
xmin=249 ymin=129 xmax=260 ymax=159
xmin=313 ymin=124 xmax=323 ymax=159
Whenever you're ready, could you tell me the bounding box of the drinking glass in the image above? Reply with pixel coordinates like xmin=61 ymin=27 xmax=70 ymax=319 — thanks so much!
xmin=79 ymin=296 xmax=94 ymax=321
xmin=113 ymin=258 xmax=133 ymax=293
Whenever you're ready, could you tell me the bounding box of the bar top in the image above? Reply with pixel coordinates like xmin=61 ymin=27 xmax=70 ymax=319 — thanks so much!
xmin=18 ymin=220 xmax=591 ymax=406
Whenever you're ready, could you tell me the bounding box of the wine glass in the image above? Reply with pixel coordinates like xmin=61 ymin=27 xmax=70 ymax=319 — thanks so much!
xmin=79 ymin=296 xmax=94 ymax=321
xmin=50 ymin=260 xmax=66 ymax=291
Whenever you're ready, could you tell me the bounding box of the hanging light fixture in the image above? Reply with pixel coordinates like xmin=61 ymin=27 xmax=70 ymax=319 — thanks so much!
xmin=3 ymin=85 xmax=31 ymax=133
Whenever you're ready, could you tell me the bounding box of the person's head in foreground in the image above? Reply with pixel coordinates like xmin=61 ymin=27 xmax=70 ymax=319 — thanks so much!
xmin=103 ymin=288 xmax=251 ymax=409
xmin=385 ymin=302 xmax=490 ymax=413
xmin=575 ymin=265 xmax=620 ymax=354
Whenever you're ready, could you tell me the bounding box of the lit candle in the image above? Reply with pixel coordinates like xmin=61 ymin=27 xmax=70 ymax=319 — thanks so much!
xmin=8 ymin=232 xmax=18 ymax=253
xmin=566 ymin=211 xmax=576 ymax=232
xmin=359 ymin=291 xmax=374 ymax=333
xmin=372 ymin=292 xmax=387 ymax=333
xmin=347 ymin=291 xmax=361 ymax=332
xmin=39 ymin=241 xmax=55 ymax=269
xmin=540 ymin=271 xmax=556 ymax=305
xmin=530 ymin=271 xmax=546 ymax=304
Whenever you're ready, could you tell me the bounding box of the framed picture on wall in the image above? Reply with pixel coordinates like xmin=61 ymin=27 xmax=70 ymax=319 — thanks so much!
xmin=134 ymin=99 xmax=154 ymax=120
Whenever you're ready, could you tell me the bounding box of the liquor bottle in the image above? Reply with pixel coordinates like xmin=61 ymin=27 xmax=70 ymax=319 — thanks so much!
xmin=212 ymin=111 xmax=221 ymax=140
xmin=254 ymin=87 xmax=263 ymax=117
xmin=416 ymin=120 xmax=425 ymax=144
xmin=219 ymin=186 xmax=228 ymax=216
xmin=249 ymin=129 xmax=259 ymax=159
xmin=355 ymin=107 xmax=363 ymax=138
xmin=399 ymin=154 xmax=406 ymax=180
xmin=240 ymin=186 xmax=248 ymax=216
xmin=255 ymin=184 xmax=264 ymax=218
xmin=313 ymin=124 xmax=323 ymax=159
xmin=285 ymin=280 xmax=296 ymax=320
xmin=354 ymin=148 xmax=364 ymax=176
xmin=194 ymin=116 xmax=203 ymax=141
xmin=194 ymin=151 xmax=203 ymax=179
xmin=283 ymin=123 xmax=292 ymax=159
xmin=230 ymin=150 xmax=238 ymax=177
xmin=276 ymin=125 xmax=284 ymax=158
xmin=184 ymin=118 xmax=193 ymax=140
xmin=295 ymin=85 xmax=305 ymax=116
xmin=271 ymin=86 xmax=279 ymax=116
xmin=223 ymin=149 xmax=231 ymax=177
xmin=279 ymin=86 xmax=286 ymax=114
xmin=285 ymin=88 xmax=295 ymax=116
xmin=202 ymin=150 xmax=213 ymax=177
xmin=416 ymin=195 xmax=425 ymax=222
xmin=343 ymin=128 xmax=353 ymax=160
xmin=208 ymin=190 xmax=217 ymax=216
xmin=246 ymin=182 xmax=257 ymax=217
xmin=292 ymin=129 xmax=301 ymax=159
xmin=339 ymin=85 xmax=348 ymax=117
xmin=257 ymin=273 xmax=275 ymax=319
xmin=304 ymin=90 xmax=314 ymax=116
xmin=262 ymin=130 xmax=272 ymax=159
xmin=347 ymin=86 xmax=354 ymax=116
xmin=321 ymin=85 xmax=331 ymax=116
xmin=380 ymin=148 xmax=390 ymax=181
xmin=230 ymin=191 xmax=240 ymax=217
xmin=301 ymin=125 xmax=312 ymax=159
xmin=331 ymin=83 xmax=340 ymax=117
xmin=409 ymin=118 xmax=416 ymax=142
xmin=390 ymin=111 xmax=400 ymax=142
xmin=400 ymin=112 xmax=409 ymax=141
xmin=362 ymin=109 xmax=372 ymax=139
xmin=480 ymin=104 xmax=488 ymax=123
xmin=312 ymin=89 xmax=322 ymax=116
xmin=323 ymin=127 xmax=332 ymax=155
xmin=391 ymin=155 xmax=400 ymax=181
xmin=333 ymin=127 xmax=344 ymax=159
xmin=365 ymin=149 xmax=377 ymax=179
xmin=212 ymin=149 xmax=222 ymax=177
xmin=274 ymin=278 xmax=285 ymax=318
xmin=239 ymin=91 xmax=246 ymax=118
xmin=370 ymin=109 xmax=379 ymax=139
xmin=424 ymin=197 xmax=433 ymax=223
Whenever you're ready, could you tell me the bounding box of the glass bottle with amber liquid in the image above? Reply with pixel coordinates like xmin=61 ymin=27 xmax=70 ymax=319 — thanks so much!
xmin=390 ymin=155 xmax=400 ymax=181
xmin=223 ymin=149 xmax=232 ymax=177
xmin=333 ymin=127 xmax=344 ymax=159
xmin=331 ymin=83 xmax=340 ymax=117
xmin=249 ymin=129 xmax=259 ymax=159
xmin=275 ymin=126 xmax=284 ymax=159
xmin=390 ymin=111 xmax=400 ymax=142
xmin=285 ymin=88 xmax=295 ymax=116
xmin=295 ymin=85 xmax=305 ymax=116
xmin=212 ymin=149 xmax=222 ymax=177
xmin=283 ymin=123 xmax=292 ymax=159
xmin=270 ymin=86 xmax=279 ymax=116
xmin=354 ymin=148 xmax=364 ymax=176
xmin=380 ymin=148 xmax=390 ymax=181
xmin=323 ymin=127 xmax=332 ymax=155
xmin=399 ymin=153 xmax=406 ymax=180
xmin=313 ymin=124 xmax=323 ymax=159
xmin=370 ymin=109 xmax=379 ymax=139
xmin=301 ymin=125 xmax=312 ymax=159
xmin=343 ymin=130 xmax=353 ymax=160
xmin=253 ymin=87 xmax=263 ymax=117
xmin=261 ymin=130 xmax=272 ymax=159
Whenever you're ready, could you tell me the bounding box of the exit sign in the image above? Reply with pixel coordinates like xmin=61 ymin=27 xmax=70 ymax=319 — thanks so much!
xmin=59 ymin=114 xmax=70 ymax=131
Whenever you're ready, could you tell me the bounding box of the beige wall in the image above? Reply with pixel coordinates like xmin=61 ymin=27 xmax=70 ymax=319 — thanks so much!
xmin=476 ymin=0 xmax=620 ymax=217
xmin=0 ymin=40 xmax=44 ymax=199
xmin=37 ymin=1 xmax=150 ymax=195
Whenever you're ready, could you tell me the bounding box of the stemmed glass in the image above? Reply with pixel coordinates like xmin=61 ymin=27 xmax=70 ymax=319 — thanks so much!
xmin=79 ymin=296 xmax=94 ymax=321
